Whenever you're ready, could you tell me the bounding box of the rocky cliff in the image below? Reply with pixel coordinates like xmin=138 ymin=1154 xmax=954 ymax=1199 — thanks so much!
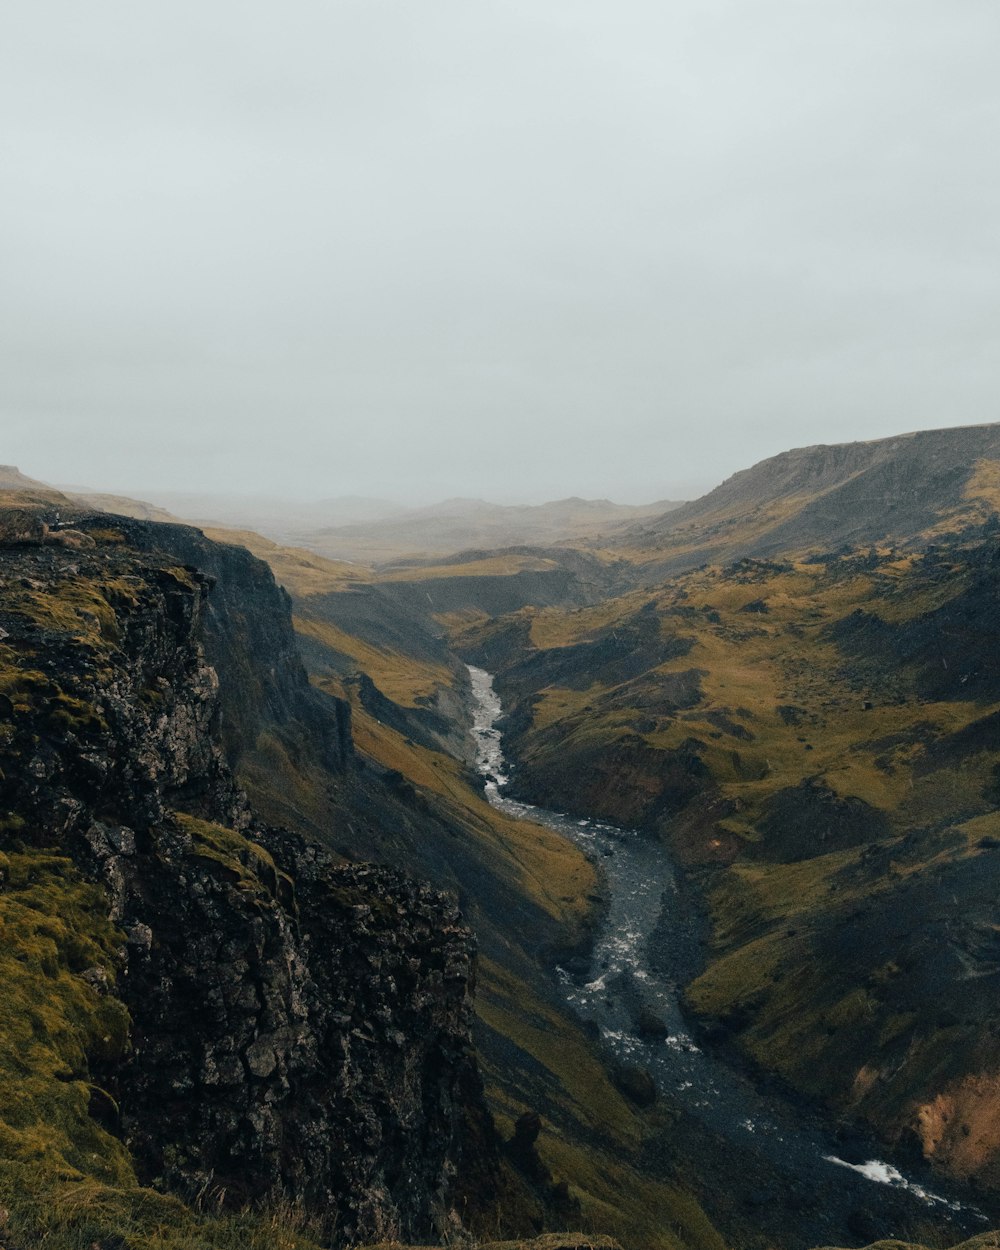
xmin=0 ymin=517 xmax=500 ymax=1246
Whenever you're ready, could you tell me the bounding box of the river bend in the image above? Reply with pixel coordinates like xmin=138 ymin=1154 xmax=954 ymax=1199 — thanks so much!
xmin=467 ymin=664 xmax=988 ymax=1240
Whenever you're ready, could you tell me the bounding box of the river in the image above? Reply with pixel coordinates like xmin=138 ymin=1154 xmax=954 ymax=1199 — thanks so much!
xmin=466 ymin=664 xmax=990 ymax=1244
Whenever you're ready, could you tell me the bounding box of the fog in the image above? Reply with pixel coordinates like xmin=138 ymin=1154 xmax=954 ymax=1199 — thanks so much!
xmin=2 ymin=2 xmax=997 ymax=505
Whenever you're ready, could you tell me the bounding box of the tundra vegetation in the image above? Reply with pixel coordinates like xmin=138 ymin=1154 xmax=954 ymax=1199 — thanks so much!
xmin=2 ymin=426 xmax=1000 ymax=1250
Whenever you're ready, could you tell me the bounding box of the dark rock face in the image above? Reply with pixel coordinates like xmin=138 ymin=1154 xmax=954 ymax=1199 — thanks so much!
xmin=0 ymin=530 xmax=498 ymax=1243
xmin=104 ymin=825 xmax=489 ymax=1243
xmin=89 ymin=516 xmax=354 ymax=772
xmin=831 ymin=539 xmax=1000 ymax=704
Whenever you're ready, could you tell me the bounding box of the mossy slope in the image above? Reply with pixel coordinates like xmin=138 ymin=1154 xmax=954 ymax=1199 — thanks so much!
xmin=454 ymin=532 xmax=1000 ymax=1190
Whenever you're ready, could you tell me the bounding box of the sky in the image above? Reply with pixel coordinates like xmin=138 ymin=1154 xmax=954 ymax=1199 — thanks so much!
xmin=2 ymin=1 xmax=998 ymax=505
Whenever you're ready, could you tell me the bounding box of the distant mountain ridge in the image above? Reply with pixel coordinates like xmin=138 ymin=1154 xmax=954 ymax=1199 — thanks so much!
xmin=0 ymin=471 xmax=685 ymax=565
xmin=296 ymin=494 xmax=684 ymax=563
xmin=627 ymin=422 xmax=1000 ymax=574
xmin=136 ymin=490 xmax=406 ymax=535
xmin=0 ymin=464 xmax=52 ymax=491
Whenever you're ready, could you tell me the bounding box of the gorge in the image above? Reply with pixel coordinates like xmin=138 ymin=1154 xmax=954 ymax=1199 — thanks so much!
xmin=467 ymin=663 xmax=991 ymax=1245
xmin=3 ymin=423 xmax=1000 ymax=1250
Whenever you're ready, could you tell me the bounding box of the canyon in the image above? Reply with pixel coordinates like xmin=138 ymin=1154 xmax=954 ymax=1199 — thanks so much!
xmin=2 ymin=423 xmax=1000 ymax=1250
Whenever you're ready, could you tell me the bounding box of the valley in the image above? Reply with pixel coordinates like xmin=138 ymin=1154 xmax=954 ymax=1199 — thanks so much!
xmin=468 ymin=663 xmax=991 ymax=1247
xmin=1 ymin=423 xmax=1000 ymax=1250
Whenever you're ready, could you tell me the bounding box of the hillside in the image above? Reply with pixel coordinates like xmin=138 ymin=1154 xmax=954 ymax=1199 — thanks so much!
xmin=622 ymin=423 xmax=1000 ymax=577
xmin=215 ymin=515 xmax=995 ymax=1249
xmin=132 ymin=489 xmax=406 ymax=538
xmin=0 ymin=504 xmax=730 ymax=1250
xmin=454 ymin=521 xmax=1000 ymax=1195
xmin=198 ymin=527 xmax=738 ymax=1250
xmin=0 ymin=464 xmax=57 ymax=492
xmin=6 ymin=422 xmax=1000 ymax=1248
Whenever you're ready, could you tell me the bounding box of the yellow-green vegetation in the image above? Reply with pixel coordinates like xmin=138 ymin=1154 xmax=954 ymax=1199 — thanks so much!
xmin=1 ymin=1180 xmax=325 ymax=1250
xmin=309 ymin=688 xmax=722 ymax=1249
xmin=922 ymin=458 xmax=1000 ymax=538
xmin=455 ymin=537 xmax=1000 ymax=1185
xmin=343 ymin=697 xmax=596 ymax=934
xmin=201 ymin=527 xmax=374 ymax=596
xmin=0 ymin=846 xmax=131 ymax=1187
xmin=297 ymin=616 xmax=453 ymax=707
xmin=814 ymin=1234 xmax=1000 ymax=1250
xmin=360 ymin=1239 xmax=622 ymax=1250
xmin=216 ymin=528 xmax=727 ymax=1250
xmin=203 ymin=525 xmax=459 ymax=708
xmin=476 ymin=550 xmax=999 ymax=857
xmin=172 ymin=812 xmax=295 ymax=905
xmin=379 ymin=554 xmax=564 ymax=582
xmin=0 ymin=844 xmax=322 ymax=1250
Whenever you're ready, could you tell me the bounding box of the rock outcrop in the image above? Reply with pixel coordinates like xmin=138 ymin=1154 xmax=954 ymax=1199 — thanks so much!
xmin=0 ymin=522 xmax=499 ymax=1243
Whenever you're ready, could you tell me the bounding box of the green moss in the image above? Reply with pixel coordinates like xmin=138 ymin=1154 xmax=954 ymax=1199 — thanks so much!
xmin=0 ymin=847 xmax=132 ymax=1184
xmin=0 ymin=840 xmax=324 ymax=1250
xmin=0 ymin=1169 xmax=326 ymax=1249
xmin=49 ymin=693 xmax=107 ymax=734
xmin=172 ymin=812 xmax=285 ymax=902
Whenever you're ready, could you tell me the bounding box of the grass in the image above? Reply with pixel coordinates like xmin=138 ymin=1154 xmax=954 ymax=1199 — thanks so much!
xmin=342 ymin=697 xmax=597 ymax=933
xmin=494 ymin=551 xmax=1000 ymax=853
xmin=0 ymin=841 xmax=328 ymax=1250
xmin=220 ymin=528 xmax=733 ymax=1250
xmin=201 ymin=526 xmax=374 ymax=596
xmin=475 ymin=960 xmax=726 ymax=1250
xmin=452 ymin=537 xmax=1000 ymax=1192
xmin=379 ymin=554 xmax=562 ymax=582
xmin=295 ymin=615 xmax=453 ymax=707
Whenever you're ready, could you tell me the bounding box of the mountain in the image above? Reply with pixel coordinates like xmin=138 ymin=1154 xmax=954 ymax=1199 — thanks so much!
xmin=6 ymin=424 xmax=1000 ymax=1249
xmin=221 ymin=506 xmax=998 ymax=1248
xmin=623 ymin=422 xmax=1000 ymax=576
xmin=0 ymin=464 xmax=73 ymax=516
xmin=0 ymin=463 xmax=55 ymax=492
xmin=0 ymin=466 xmax=179 ymax=524
xmin=288 ymin=495 xmax=684 ymax=563
xmin=1 ymin=472 xmax=685 ymax=565
xmin=0 ymin=503 xmax=726 ymax=1250
xmin=61 ymin=489 xmax=179 ymax=522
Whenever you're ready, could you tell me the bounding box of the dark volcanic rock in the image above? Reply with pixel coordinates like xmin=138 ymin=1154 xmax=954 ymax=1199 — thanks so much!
xmin=0 ymin=529 xmax=500 ymax=1244
xmin=609 ymin=1060 xmax=657 ymax=1108
xmin=82 ymin=515 xmax=354 ymax=773
xmin=106 ymin=826 xmax=491 ymax=1242
xmin=630 ymin=422 xmax=1000 ymax=572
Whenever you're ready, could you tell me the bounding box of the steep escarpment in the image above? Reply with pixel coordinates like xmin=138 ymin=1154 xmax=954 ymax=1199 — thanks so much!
xmin=0 ymin=523 xmax=500 ymax=1248
xmin=100 ymin=516 xmax=355 ymax=808
xmin=453 ymin=531 xmax=1000 ymax=1194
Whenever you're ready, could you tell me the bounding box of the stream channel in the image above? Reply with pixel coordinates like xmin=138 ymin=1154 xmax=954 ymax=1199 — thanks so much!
xmin=467 ymin=664 xmax=991 ymax=1243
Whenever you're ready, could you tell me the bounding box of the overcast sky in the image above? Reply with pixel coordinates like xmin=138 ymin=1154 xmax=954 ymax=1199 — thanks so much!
xmin=2 ymin=2 xmax=998 ymax=505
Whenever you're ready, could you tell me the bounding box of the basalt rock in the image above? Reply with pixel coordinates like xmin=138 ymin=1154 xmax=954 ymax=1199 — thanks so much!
xmin=0 ymin=525 xmax=500 ymax=1244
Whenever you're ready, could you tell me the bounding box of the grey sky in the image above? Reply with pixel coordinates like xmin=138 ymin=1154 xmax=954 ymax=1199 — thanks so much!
xmin=2 ymin=2 xmax=998 ymax=505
